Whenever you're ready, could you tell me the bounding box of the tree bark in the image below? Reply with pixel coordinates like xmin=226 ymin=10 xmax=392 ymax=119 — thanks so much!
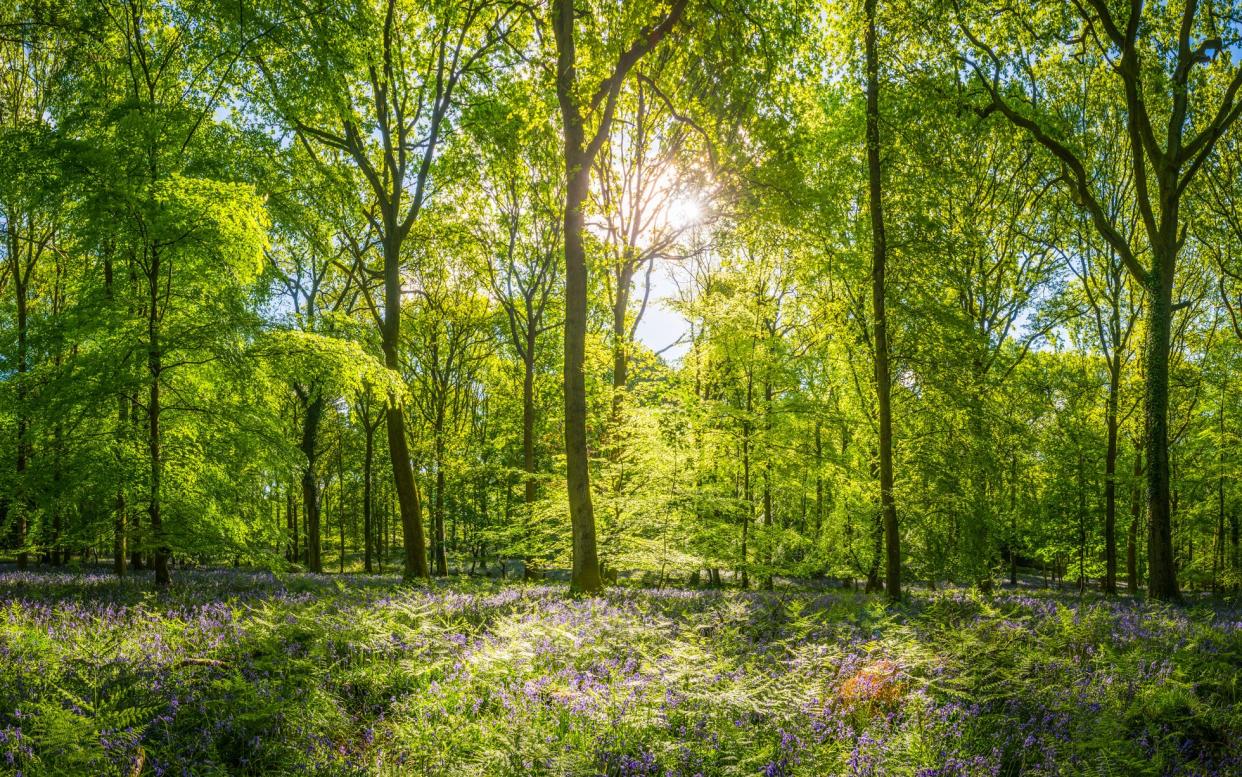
xmin=148 ymin=245 xmax=170 ymax=587
xmin=740 ymin=371 xmax=753 ymax=589
xmin=612 ymin=274 xmax=631 ymax=421
xmin=866 ymin=0 xmax=900 ymax=601
xmin=363 ymin=412 xmax=376 ymax=574
xmin=561 ymin=140 xmax=600 ymax=592
xmin=523 ymin=347 xmax=537 ymax=507
xmin=1127 ymin=445 xmax=1142 ymax=592
xmin=11 ymin=222 xmax=29 ymax=571
xmin=299 ymin=392 xmax=324 ymax=573
xmin=1103 ymin=364 xmax=1119 ymax=594
xmin=1144 ymin=255 xmax=1179 ymax=600
xmin=551 ymin=0 xmax=686 ymax=594
xmin=813 ymin=421 xmax=824 ymax=540
xmin=433 ymin=429 xmax=448 ymax=576
xmin=381 ymin=233 xmax=428 ymax=580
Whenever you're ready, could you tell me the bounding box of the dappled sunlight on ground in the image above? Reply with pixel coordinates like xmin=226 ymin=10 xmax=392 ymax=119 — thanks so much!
xmin=0 ymin=569 xmax=1237 ymax=775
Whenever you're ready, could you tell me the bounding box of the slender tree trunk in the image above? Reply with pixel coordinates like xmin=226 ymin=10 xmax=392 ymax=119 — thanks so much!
xmin=740 ymin=373 xmax=754 ymax=589
xmin=149 ymin=301 xmax=169 ymax=584
xmin=612 ymin=278 xmax=631 ymax=422
xmin=1230 ymin=509 xmax=1239 ymax=593
xmin=1127 ymin=445 xmax=1142 ymax=593
xmin=286 ymin=487 xmax=295 ymax=563
xmin=144 ymin=241 xmax=171 ymax=587
xmin=814 ymin=421 xmax=824 ymax=540
xmin=363 ymin=414 xmax=375 ymax=574
xmin=865 ymin=0 xmax=900 ymax=601
xmin=299 ymin=393 xmax=324 ymax=573
xmin=130 ymin=391 xmax=144 ymax=571
xmin=865 ymin=454 xmax=883 ymax=593
xmin=50 ymin=422 xmax=63 ymax=565
xmin=115 ymin=469 xmax=129 ymax=573
xmin=433 ymin=430 xmax=447 ymax=576
xmin=12 ymin=237 xmax=29 ymax=571
xmin=105 ymin=254 xmax=127 ymax=577
xmin=1077 ymin=451 xmax=1087 ymax=594
xmin=114 ymin=482 xmax=127 ymax=577
xmin=338 ymin=438 xmax=345 ymax=574
xmin=1214 ymin=382 xmax=1226 ymax=594
xmin=1103 ymin=364 xmax=1120 ymax=594
xmin=523 ymin=348 xmax=537 ymax=507
xmin=1009 ymin=455 xmax=1018 ymax=586
xmin=762 ymin=379 xmax=773 ymax=527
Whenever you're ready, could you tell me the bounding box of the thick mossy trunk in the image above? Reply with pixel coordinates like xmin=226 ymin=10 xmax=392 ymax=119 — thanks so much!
xmin=1144 ymin=258 xmax=1179 ymax=601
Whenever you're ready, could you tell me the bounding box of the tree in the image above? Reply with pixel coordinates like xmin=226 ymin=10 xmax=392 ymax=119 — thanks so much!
xmin=551 ymin=0 xmax=688 ymax=592
xmin=468 ymin=87 xmax=562 ymax=518
xmin=955 ymin=0 xmax=1242 ymax=600
xmin=250 ymin=0 xmax=522 ymax=580
xmin=864 ymin=0 xmax=900 ymax=601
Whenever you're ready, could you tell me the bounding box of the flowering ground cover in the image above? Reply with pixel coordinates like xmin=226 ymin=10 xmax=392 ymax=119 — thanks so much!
xmin=0 ymin=569 xmax=1237 ymax=776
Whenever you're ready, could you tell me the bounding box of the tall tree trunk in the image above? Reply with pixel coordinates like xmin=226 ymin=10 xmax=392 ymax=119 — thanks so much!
xmin=381 ymin=234 xmax=428 ymax=580
xmin=1144 ymin=257 xmax=1179 ymax=600
xmin=338 ymin=438 xmax=346 ymax=573
xmin=1214 ymin=382 xmax=1226 ymax=594
xmin=1009 ymin=455 xmax=1018 ymax=586
xmin=740 ymin=372 xmax=753 ymax=589
xmin=551 ymin=0 xmax=686 ymax=594
xmin=1230 ymin=509 xmax=1239 ymax=593
xmin=865 ymin=0 xmax=900 ymax=601
xmin=865 ymin=454 xmax=883 ymax=593
xmin=148 ymin=248 xmax=169 ymax=587
xmin=1127 ymin=445 xmax=1142 ymax=593
xmin=433 ymin=429 xmax=448 ymax=576
xmin=104 ymin=253 xmax=128 ymax=577
xmin=12 ymin=232 xmax=29 ymax=571
xmin=814 ymin=421 xmax=824 ymax=540
xmin=561 ymin=150 xmax=601 ymax=593
xmin=762 ymin=378 xmax=773 ymax=527
xmin=363 ymin=414 xmax=375 ymax=574
xmin=612 ymin=276 xmax=631 ymax=423
xmin=299 ymin=392 xmax=324 ymax=574
xmin=51 ymin=423 xmax=63 ymax=565
xmin=113 ymin=404 xmax=127 ymax=573
xmin=1077 ymin=451 xmax=1087 ymax=594
xmin=286 ymin=487 xmax=296 ymax=563
xmin=114 ymin=483 xmax=127 ymax=576
xmin=523 ymin=347 xmax=537 ymax=507
xmin=1103 ymin=362 xmax=1120 ymax=594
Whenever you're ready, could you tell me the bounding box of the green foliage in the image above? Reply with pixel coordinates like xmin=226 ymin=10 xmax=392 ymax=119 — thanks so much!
xmin=2 ymin=573 xmax=1239 ymax=775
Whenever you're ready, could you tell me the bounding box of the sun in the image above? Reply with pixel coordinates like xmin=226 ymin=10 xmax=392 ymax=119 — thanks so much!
xmin=665 ymin=193 xmax=703 ymax=231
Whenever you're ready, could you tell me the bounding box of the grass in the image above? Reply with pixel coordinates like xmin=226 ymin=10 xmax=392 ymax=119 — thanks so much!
xmin=0 ymin=568 xmax=1237 ymax=776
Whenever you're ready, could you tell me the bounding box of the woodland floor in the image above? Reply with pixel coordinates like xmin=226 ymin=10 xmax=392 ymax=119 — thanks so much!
xmin=0 ymin=568 xmax=1238 ymax=776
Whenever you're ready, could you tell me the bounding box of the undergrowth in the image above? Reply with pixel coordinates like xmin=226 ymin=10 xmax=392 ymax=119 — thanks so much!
xmin=0 ymin=570 xmax=1237 ymax=776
